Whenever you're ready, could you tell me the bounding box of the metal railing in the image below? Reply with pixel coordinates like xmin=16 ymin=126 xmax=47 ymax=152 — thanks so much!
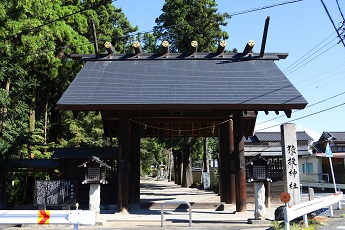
xmin=161 ymin=201 xmax=192 ymax=227
xmin=284 ymin=192 xmax=343 ymax=230
xmin=0 ymin=210 xmax=95 ymax=230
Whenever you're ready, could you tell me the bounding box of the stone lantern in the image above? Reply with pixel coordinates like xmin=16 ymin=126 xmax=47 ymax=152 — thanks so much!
xmin=246 ymin=157 xmax=271 ymax=183
xmin=79 ymin=156 xmax=111 ymax=220
xmin=246 ymin=154 xmax=272 ymax=221
xmin=79 ymin=156 xmax=110 ymax=184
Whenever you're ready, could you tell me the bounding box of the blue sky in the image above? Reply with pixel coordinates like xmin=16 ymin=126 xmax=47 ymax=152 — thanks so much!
xmin=114 ymin=0 xmax=345 ymax=141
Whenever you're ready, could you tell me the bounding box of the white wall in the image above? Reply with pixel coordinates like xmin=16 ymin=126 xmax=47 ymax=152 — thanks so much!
xmin=299 ymin=155 xmax=323 ymax=183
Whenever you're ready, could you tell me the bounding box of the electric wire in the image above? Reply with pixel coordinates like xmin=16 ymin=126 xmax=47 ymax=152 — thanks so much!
xmin=230 ymin=0 xmax=304 ymax=16
xmin=336 ymin=0 xmax=345 ymax=21
xmin=282 ymin=31 xmax=336 ymax=73
xmin=284 ymin=42 xmax=338 ymax=76
xmin=125 ymin=0 xmax=304 ymax=40
xmin=320 ymin=0 xmax=345 ymax=47
xmin=293 ymin=61 xmax=345 ymax=90
xmin=256 ymin=90 xmax=345 ymax=125
xmin=256 ymin=101 xmax=345 ymax=132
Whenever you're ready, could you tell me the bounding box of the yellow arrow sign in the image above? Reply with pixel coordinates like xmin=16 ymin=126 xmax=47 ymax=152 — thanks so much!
xmin=37 ymin=210 xmax=50 ymax=224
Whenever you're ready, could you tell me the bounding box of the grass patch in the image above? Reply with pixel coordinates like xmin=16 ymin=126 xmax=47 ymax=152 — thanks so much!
xmin=271 ymin=217 xmax=327 ymax=230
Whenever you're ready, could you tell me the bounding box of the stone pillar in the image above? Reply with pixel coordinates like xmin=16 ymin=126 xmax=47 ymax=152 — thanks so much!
xmin=254 ymin=182 xmax=266 ymax=220
xmin=281 ymin=123 xmax=301 ymax=205
xmin=89 ymin=184 xmax=101 ymax=221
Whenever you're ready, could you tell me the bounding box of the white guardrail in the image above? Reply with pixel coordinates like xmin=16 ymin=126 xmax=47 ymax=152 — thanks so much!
xmin=0 ymin=210 xmax=95 ymax=230
xmin=161 ymin=201 xmax=192 ymax=227
xmin=284 ymin=191 xmax=343 ymax=230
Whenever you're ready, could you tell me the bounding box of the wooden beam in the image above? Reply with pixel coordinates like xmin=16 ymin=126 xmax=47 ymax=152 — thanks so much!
xmin=161 ymin=40 xmax=170 ymax=54
xmin=234 ymin=111 xmax=247 ymax=212
xmin=219 ymin=121 xmax=230 ymax=203
xmin=118 ymin=112 xmax=130 ymax=212
xmin=229 ymin=119 xmax=236 ymax=204
xmin=243 ymin=40 xmax=255 ymax=54
xmin=130 ymin=121 xmax=141 ymax=204
xmin=91 ymin=19 xmax=99 ymax=58
xmin=133 ymin=41 xmax=142 ymax=55
xmin=284 ymin=109 xmax=292 ymax=118
xmin=260 ymin=16 xmax=270 ymax=57
xmin=216 ymin=40 xmax=226 ymax=54
xmin=70 ymin=52 xmax=287 ymax=61
xmin=190 ymin=40 xmax=198 ymax=54
xmin=104 ymin=41 xmax=115 ymax=54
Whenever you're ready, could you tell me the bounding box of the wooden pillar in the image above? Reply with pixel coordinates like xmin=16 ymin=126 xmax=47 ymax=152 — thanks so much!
xmin=219 ymin=121 xmax=231 ymax=203
xmin=117 ymin=112 xmax=130 ymax=212
xmin=234 ymin=111 xmax=247 ymax=212
xmin=229 ymin=119 xmax=236 ymax=204
xmin=173 ymin=150 xmax=182 ymax=185
xmin=130 ymin=121 xmax=140 ymax=204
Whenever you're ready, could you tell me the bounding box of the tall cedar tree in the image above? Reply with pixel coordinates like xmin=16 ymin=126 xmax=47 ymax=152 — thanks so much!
xmin=0 ymin=0 xmax=137 ymax=207
xmin=154 ymin=0 xmax=230 ymax=53
xmin=0 ymin=0 xmax=137 ymax=158
xmin=154 ymin=0 xmax=228 ymax=187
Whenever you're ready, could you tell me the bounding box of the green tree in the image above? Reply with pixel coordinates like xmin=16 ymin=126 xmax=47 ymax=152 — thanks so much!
xmin=153 ymin=0 xmax=230 ymax=53
xmin=0 ymin=0 xmax=138 ymax=156
xmin=152 ymin=0 xmax=229 ymax=187
xmin=140 ymin=138 xmax=165 ymax=176
xmin=0 ymin=0 xmax=137 ymax=207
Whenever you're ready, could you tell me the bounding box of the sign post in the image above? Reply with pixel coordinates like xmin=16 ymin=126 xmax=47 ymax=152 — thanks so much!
xmin=326 ymin=142 xmax=341 ymax=209
xmin=326 ymin=142 xmax=337 ymax=192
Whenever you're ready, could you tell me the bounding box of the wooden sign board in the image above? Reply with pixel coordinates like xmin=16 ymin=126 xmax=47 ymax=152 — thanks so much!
xmin=34 ymin=180 xmax=78 ymax=206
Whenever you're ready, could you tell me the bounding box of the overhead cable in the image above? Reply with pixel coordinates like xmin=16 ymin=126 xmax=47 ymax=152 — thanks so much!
xmin=320 ymin=0 xmax=345 ymax=47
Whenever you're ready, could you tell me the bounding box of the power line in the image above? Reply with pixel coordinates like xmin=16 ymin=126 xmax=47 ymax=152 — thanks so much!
xmin=256 ymin=90 xmax=345 ymax=125
xmin=293 ymin=61 xmax=345 ymax=90
xmin=336 ymin=0 xmax=345 ymax=21
xmin=256 ymin=101 xmax=345 ymax=132
xmin=320 ymin=0 xmax=345 ymax=47
xmin=230 ymin=0 xmax=304 ymax=16
xmin=283 ymin=31 xmax=336 ymax=73
xmin=126 ymin=0 xmax=304 ymax=40
xmin=284 ymin=42 xmax=338 ymax=75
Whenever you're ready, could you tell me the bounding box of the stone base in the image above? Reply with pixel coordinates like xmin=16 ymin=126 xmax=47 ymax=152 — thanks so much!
xmin=247 ymin=218 xmax=272 ymax=225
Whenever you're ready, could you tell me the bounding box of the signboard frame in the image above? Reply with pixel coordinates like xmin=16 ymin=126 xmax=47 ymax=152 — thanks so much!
xmin=34 ymin=180 xmax=78 ymax=206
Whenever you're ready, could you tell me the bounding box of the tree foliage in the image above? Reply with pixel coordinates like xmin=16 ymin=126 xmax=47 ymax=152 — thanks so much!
xmin=0 ymin=0 xmax=137 ymax=207
xmin=153 ymin=0 xmax=230 ymax=52
xmin=0 ymin=0 xmax=137 ymax=159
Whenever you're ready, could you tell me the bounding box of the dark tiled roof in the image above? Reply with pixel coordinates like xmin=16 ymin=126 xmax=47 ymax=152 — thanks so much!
xmin=250 ymin=131 xmax=313 ymax=142
xmin=319 ymin=132 xmax=345 ymax=142
xmin=57 ymin=57 xmax=307 ymax=111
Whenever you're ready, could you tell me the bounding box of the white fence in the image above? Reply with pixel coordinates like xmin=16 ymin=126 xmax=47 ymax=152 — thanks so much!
xmin=284 ymin=192 xmax=343 ymax=230
xmin=0 ymin=210 xmax=95 ymax=230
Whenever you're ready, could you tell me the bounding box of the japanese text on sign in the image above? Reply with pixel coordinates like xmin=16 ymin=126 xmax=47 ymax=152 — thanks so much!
xmin=34 ymin=180 xmax=78 ymax=206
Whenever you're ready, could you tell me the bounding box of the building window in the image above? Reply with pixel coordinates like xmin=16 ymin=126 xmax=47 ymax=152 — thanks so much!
xmin=337 ymin=146 xmax=345 ymax=152
xmin=302 ymin=163 xmax=313 ymax=173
